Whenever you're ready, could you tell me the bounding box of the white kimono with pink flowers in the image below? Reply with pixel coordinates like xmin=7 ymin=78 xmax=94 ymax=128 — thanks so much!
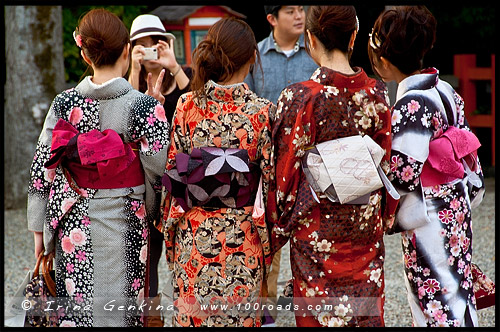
xmin=389 ymin=68 xmax=484 ymax=327
xmin=27 ymin=77 xmax=170 ymax=327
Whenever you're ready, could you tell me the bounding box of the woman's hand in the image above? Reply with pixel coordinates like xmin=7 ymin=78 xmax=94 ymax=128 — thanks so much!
xmin=130 ymin=44 xmax=146 ymax=72
xmin=155 ymin=38 xmax=190 ymax=90
xmin=34 ymin=231 xmax=43 ymax=259
xmin=129 ymin=45 xmax=146 ymax=90
xmin=155 ymin=39 xmax=179 ymax=73
xmin=145 ymin=69 xmax=166 ymax=104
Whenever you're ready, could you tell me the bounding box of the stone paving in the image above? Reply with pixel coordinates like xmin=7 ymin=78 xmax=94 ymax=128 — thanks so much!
xmin=4 ymin=178 xmax=495 ymax=327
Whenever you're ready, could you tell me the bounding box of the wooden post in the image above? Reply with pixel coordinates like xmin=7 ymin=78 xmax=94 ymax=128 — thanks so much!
xmin=453 ymin=54 xmax=495 ymax=166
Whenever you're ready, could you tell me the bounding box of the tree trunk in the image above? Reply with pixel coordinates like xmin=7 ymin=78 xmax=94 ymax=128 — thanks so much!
xmin=4 ymin=6 xmax=65 ymax=209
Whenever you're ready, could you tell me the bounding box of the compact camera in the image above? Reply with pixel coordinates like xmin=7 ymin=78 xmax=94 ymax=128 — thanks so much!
xmin=143 ymin=47 xmax=158 ymax=61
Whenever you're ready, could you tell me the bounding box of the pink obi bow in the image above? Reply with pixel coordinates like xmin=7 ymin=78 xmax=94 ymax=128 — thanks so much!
xmin=45 ymin=118 xmax=144 ymax=189
xmin=421 ymin=126 xmax=480 ymax=187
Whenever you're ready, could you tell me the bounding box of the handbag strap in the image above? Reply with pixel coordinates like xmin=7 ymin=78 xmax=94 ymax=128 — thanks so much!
xmin=32 ymin=251 xmax=45 ymax=279
xmin=34 ymin=251 xmax=57 ymax=297
xmin=42 ymin=252 xmax=56 ymax=297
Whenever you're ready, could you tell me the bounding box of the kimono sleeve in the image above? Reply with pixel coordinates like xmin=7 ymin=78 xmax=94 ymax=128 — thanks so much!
xmin=255 ymin=103 xmax=275 ymax=272
xmin=27 ymin=97 xmax=61 ymax=232
xmin=358 ymin=81 xmax=397 ymax=232
xmin=388 ymin=95 xmax=436 ymax=233
xmin=129 ymin=95 xmax=170 ymax=224
xmin=258 ymin=103 xmax=274 ymax=208
xmin=390 ymin=95 xmax=435 ymax=194
xmin=266 ymin=84 xmax=312 ymax=255
xmin=161 ymin=94 xmax=191 ymax=267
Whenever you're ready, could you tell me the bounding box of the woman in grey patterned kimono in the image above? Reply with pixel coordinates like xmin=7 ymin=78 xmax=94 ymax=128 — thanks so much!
xmin=368 ymin=6 xmax=485 ymax=327
xmin=27 ymin=9 xmax=170 ymax=327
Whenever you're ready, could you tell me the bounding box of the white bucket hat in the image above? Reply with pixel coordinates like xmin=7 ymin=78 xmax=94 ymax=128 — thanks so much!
xmin=130 ymin=14 xmax=175 ymax=41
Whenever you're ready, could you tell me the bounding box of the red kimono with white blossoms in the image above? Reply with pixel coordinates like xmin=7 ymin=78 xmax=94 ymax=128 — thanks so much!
xmin=267 ymin=67 xmax=393 ymax=327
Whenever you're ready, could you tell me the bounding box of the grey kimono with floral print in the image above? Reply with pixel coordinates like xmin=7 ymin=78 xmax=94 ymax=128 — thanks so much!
xmin=27 ymin=77 xmax=169 ymax=327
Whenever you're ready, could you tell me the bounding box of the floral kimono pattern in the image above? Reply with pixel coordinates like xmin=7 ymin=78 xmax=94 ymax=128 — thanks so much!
xmin=161 ymin=81 xmax=274 ymax=327
xmin=27 ymin=77 xmax=170 ymax=327
xmin=389 ymin=68 xmax=485 ymax=327
xmin=267 ymin=67 xmax=393 ymax=327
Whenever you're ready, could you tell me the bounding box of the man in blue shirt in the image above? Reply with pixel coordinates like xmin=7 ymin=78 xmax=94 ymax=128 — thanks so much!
xmin=245 ymin=5 xmax=317 ymax=110
xmin=245 ymin=5 xmax=317 ymax=326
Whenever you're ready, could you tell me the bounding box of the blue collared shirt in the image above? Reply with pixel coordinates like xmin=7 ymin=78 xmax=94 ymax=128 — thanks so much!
xmin=244 ymin=32 xmax=318 ymax=105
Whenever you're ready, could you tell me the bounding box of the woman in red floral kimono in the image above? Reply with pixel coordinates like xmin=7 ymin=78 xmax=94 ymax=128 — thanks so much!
xmin=267 ymin=6 xmax=395 ymax=327
xmin=160 ymin=18 xmax=274 ymax=327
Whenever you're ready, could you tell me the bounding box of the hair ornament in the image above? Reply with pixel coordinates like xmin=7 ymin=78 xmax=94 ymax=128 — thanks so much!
xmin=73 ymin=30 xmax=82 ymax=48
xmin=369 ymin=28 xmax=381 ymax=50
xmin=355 ymin=16 xmax=359 ymax=32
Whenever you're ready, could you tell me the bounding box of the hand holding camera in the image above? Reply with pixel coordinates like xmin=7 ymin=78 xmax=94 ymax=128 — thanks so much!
xmin=130 ymin=36 xmax=181 ymax=82
xmin=154 ymin=38 xmax=180 ymax=73
xmin=130 ymin=45 xmax=158 ymax=70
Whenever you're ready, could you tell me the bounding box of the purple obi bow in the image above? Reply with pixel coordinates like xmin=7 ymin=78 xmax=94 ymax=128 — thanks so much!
xmin=162 ymin=147 xmax=260 ymax=211
xmin=421 ymin=126 xmax=481 ymax=187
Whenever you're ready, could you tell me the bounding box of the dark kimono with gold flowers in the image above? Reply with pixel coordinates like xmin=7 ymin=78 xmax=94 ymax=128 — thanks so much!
xmin=161 ymin=80 xmax=274 ymax=327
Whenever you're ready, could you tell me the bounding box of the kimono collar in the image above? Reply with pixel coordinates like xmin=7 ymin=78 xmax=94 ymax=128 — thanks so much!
xmin=396 ymin=67 xmax=439 ymax=100
xmin=261 ymin=32 xmax=306 ymax=55
xmin=205 ymin=80 xmax=250 ymax=104
xmin=76 ymin=76 xmax=133 ymax=100
xmin=310 ymin=66 xmax=369 ymax=89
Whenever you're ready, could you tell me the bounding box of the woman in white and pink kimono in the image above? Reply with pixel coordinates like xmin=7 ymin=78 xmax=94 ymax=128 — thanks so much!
xmin=368 ymin=6 xmax=489 ymax=327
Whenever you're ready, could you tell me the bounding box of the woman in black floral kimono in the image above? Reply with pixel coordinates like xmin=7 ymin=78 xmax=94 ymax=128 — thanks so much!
xmin=368 ymin=6 xmax=486 ymax=327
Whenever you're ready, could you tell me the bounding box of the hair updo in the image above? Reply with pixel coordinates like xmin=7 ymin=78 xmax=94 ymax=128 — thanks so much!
xmin=77 ymin=8 xmax=130 ymax=68
xmin=368 ymin=6 xmax=437 ymax=76
xmin=191 ymin=17 xmax=260 ymax=101
xmin=305 ymin=6 xmax=358 ymax=54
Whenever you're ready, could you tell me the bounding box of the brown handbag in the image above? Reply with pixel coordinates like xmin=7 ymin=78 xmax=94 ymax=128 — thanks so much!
xmin=24 ymin=251 xmax=58 ymax=327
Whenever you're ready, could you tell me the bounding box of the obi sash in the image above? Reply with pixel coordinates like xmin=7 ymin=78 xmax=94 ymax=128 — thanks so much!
xmin=44 ymin=118 xmax=144 ymax=189
xmin=421 ymin=126 xmax=481 ymax=187
xmin=302 ymin=135 xmax=399 ymax=204
xmin=162 ymin=147 xmax=260 ymax=211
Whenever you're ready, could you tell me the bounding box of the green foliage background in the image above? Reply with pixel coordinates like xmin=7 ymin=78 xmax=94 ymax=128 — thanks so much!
xmin=62 ymin=6 xmax=149 ymax=83
xmin=61 ymin=5 xmax=496 ymax=84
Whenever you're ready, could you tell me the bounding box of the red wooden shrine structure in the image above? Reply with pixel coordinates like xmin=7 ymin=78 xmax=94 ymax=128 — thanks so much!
xmin=454 ymin=54 xmax=495 ymax=166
